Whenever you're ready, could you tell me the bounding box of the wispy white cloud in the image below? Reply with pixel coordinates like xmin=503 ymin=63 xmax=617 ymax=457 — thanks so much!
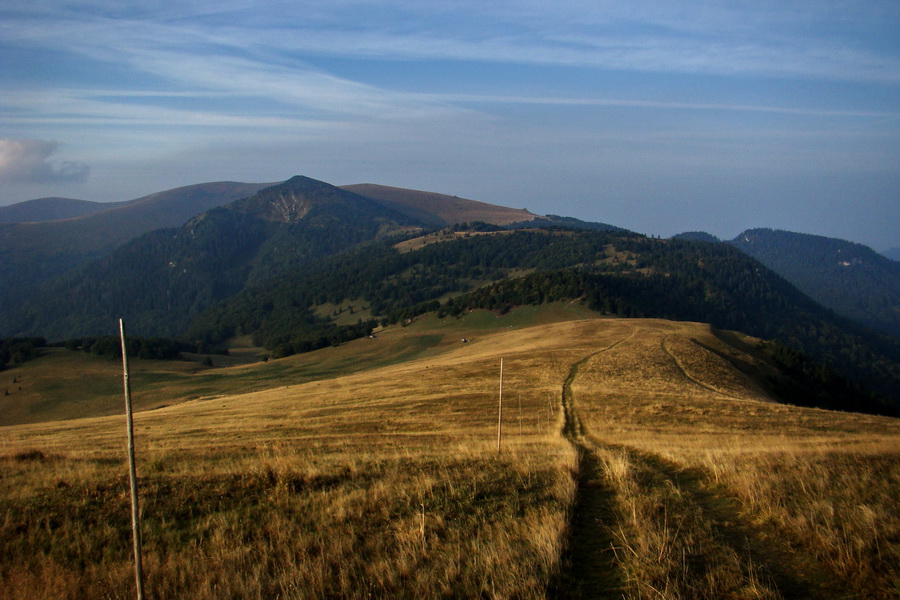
xmin=3 ymin=0 xmax=894 ymax=145
xmin=0 ymin=12 xmax=474 ymax=126
xmin=412 ymin=93 xmax=900 ymax=120
xmin=3 ymin=0 xmax=898 ymax=105
xmin=0 ymin=138 xmax=89 ymax=183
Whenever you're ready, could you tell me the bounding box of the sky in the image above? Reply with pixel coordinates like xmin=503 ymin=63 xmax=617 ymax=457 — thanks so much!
xmin=1 ymin=1 xmax=898 ymax=250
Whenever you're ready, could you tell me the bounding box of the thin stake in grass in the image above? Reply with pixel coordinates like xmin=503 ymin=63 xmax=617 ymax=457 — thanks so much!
xmin=120 ymin=318 xmax=145 ymax=600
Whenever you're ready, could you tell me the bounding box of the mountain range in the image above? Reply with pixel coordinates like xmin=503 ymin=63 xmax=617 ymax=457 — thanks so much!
xmin=675 ymin=230 xmax=900 ymax=340
xmin=2 ymin=175 xmax=898 ymax=411
xmin=0 ymin=181 xmax=273 ymax=324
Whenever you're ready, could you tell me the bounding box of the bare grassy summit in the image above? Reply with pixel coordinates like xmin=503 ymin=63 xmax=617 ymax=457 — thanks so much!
xmin=1 ymin=313 xmax=897 ymax=599
xmin=342 ymin=183 xmax=539 ymax=227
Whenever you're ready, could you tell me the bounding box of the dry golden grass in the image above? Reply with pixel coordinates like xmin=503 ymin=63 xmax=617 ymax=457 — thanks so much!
xmin=570 ymin=320 xmax=900 ymax=599
xmin=341 ymin=183 xmax=537 ymax=228
xmin=0 ymin=316 xmax=610 ymax=599
xmin=1 ymin=313 xmax=898 ymax=599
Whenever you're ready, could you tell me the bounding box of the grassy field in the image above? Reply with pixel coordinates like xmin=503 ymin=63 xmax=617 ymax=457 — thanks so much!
xmin=569 ymin=320 xmax=900 ymax=599
xmin=1 ymin=308 xmax=898 ymax=598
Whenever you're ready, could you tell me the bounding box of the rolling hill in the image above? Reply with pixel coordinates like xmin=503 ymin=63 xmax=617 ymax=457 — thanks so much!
xmin=1 ymin=311 xmax=897 ymax=598
xmin=0 ymin=197 xmax=129 ymax=223
xmin=3 ymin=173 xmax=899 ymax=600
xmin=341 ymin=183 xmax=539 ymax=227
xmin=183 ymin=226 xmax=899 ymax=409
xmin=0 ymin=179 xmax=609 ymax=339
xmin=0 ymin=181 xmax=273 ymax=258
xmin=344 ymin=183 xmax=625 ymax=231
xmin=1 ymin=177 xmax=426 ymax=339
xmin=2 ymin=175 xmax=899 ymax=411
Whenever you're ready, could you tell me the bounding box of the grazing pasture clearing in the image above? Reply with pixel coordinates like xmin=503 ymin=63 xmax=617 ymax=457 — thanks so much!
xmin=1 ymin=312 xmax=897 ymax=599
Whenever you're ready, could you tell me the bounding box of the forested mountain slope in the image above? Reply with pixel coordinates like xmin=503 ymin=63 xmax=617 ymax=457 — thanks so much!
xmin=2 ymin=177 xmax=424 ymax=340
xmin=4 ymin=176 xmax=898 ymax=411
xmin=188 ymin=230 xmax=900 ymax=410
xmin=0 ymin=182 xmax=273 ymax=328
xmin=730 ymin=228 xmax=900 ymax=338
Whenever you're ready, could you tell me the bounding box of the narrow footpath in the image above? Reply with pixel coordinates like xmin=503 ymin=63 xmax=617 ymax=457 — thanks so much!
xmin=549 ymin=327 xmax=854 ymax=600
xmin=548 ymin=351 xmax=625 ymax=600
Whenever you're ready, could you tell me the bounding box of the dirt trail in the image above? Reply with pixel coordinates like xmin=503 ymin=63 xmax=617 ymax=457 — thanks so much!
xmin=660 ymin=335 xmax=740 ymax=399
xmin=550 ymin=341 xmax=630 ymax=599
xmin=549 ymin=443 xmax=624 ymax=599
xmin=554 ymin=328 xmax=854 ymax=600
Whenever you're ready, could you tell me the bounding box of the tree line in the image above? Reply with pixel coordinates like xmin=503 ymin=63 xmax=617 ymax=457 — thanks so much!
xmin=184 ymin=230 xmax=900 ymax=410
xmin=0 ymin=337 xmax=47 ymax=370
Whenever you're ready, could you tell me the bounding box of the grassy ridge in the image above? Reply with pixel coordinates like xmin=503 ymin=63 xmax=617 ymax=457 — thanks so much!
xmin=569 ymin=321 xmax=900 ymax=599
xmin=1 ymin=314 xmax=592 ymax=598
xmin=1 ymin=311 xmax=897 ymax=598
xmin=0 ymin=303 xmax=595 ymax=427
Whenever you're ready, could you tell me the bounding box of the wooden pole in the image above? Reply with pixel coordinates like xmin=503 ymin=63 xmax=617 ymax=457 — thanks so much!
xmin=496 ymin=358 xmax=503 ymax=453
xmin=120 ymin=319 xmax=145 ymax=600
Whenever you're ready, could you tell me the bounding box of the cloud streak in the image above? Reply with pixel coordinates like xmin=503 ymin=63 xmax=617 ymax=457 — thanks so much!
xmin=0 ymin=139 xmax=90 ymax=183
xmin=414 ymin=93 xmax=900 ymax=120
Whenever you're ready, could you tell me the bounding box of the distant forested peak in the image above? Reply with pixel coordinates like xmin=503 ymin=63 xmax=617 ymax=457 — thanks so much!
xmin=227 ymin=176 xmax=385 ymax=224
xmin=730 ymin=228 xmax=900 ymax=339
xmin=672 ymin=231 xmax=721 ymax=243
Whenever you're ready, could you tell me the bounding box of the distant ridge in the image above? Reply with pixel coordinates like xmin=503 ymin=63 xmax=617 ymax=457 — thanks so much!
xmin=0 ymin=197 xmax=129 ymax=223
xmin=730 ymin=228 xmax=900 ymax=339
xmin=0 ymin=181 xmax=274 ymax=334
xmin=4 ymin=176 xmax=425 ymax=339
xmin=341 ymin=183 xmax=539 ymax=227
xmin=1 ymin=181 xmax=274 ymax=258
xmin=672 ymin=231 xmax=721 ymax=243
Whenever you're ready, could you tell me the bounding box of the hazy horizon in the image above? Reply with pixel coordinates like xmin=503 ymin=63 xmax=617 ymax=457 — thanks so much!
xmin=1 ymin=1 xmax=897 ymax=249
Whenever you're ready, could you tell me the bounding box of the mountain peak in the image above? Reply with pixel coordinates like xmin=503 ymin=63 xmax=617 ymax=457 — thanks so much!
xmin=672 ymin=231 xmax=721 ymax=243
xmin=232 ymin=176 xmax=357 ymax=223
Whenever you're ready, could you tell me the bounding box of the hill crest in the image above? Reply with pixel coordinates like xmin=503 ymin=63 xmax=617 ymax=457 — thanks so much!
xmin=0 ymin=197 xmax=130 ymax=223
xmin=341 ymin=183 xmax=539 ymax=227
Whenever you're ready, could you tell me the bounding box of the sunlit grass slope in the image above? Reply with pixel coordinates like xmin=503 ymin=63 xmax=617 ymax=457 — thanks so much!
xmin=1 ymin=308 xmax=599 ymax=599
xmin=569 ymin=320 xmax=900 ymax=599
xmin=1 ymin=309 xmax=897 ymax=599
xmin=0 ymin=302 xmax=595 ymax=427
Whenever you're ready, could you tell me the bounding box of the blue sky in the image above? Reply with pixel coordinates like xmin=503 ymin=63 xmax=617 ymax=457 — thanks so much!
xmin=1 ymin=1 xmax=898 ymax=249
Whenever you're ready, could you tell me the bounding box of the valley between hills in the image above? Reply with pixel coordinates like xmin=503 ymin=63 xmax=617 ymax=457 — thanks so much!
xmin=1 ymin=307 xmax=898 ymax=599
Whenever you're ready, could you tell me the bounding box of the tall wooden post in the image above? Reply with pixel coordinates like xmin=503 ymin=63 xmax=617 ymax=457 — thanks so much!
xmin=496 ymin=358 xmax=504 ymax=453
xmin=120 ymin=319 xmax=145 ymax=600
